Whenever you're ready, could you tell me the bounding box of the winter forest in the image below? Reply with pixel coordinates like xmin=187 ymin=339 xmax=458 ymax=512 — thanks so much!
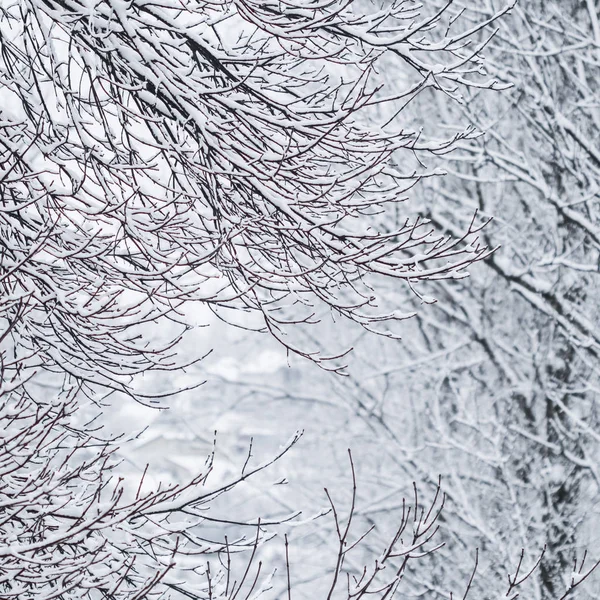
xmin=1 ymin=0 xmax=600 ymax=598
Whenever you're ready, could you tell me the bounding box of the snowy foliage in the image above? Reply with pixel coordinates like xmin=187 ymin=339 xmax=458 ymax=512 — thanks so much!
xmin=0 ymin=0 xmax=510 ymax=389
xmin=2 ymin=0 xmax=599 ymax=599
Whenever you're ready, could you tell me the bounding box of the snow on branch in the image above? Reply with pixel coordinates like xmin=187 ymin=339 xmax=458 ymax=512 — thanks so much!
xmin=0 ymin=0 xmax=510 ymax=384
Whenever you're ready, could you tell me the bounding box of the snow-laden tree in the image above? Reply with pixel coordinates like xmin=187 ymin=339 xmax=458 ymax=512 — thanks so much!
xmin=0 ymin=0 xmax=524 ymax=598
xmin=0 ymin=0 xmax=514 ymax=394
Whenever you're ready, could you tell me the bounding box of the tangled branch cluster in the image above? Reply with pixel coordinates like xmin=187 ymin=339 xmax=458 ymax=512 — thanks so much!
xmin=0 ymin=386 xmax=307 ymax=599
xmin=1 ymin=0 xmax=512 ymax=390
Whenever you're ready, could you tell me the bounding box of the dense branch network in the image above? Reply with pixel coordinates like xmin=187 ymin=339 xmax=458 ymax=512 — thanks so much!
xmin=0 ymin=2 xmax=544 ymax=599
xmin=0 ymin=0 xmax=513 ymax=391
xmin=0 ymin=386 xmax=307 ymax=599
